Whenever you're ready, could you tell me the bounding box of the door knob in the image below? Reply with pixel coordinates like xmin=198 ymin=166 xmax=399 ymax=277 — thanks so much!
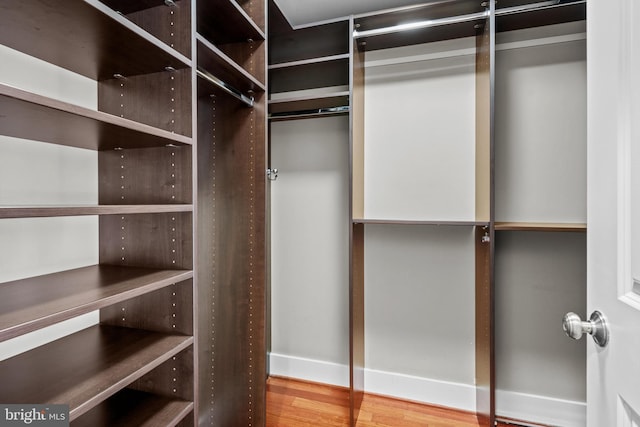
xmin=562 ymin=311 xmax=609 ymax=347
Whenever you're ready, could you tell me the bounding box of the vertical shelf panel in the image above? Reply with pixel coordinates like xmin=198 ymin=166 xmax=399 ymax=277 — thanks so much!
xmin=350 ymin=18 xmax=365 ymax=426
xmin=350 ymin=223 xmax=365 ymax=426
xmin=197 ymin=91 xmax=267 ymax=425
xmin=475 ymin=3 xmax=495 ymax=425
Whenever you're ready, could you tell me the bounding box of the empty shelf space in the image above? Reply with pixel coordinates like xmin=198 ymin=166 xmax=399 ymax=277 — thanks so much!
xmin=0 ymin=0 xmax=190 ymax=80
xmin=73 ymin=389 xmax=193 ymax=427
xmin=0 ymin=204 xmax=193 ymax=219
xmin=197 ymin=35 xmax=265 ymax=93
xmin=0 ymin=265 xmax=193 ymax=342
xmin=269 ymin=56 xmax=350 ymax=93
xmin=353 ymin=218 xmax=489 ymax=227
xmin=269 ymin=19 xmax=349 ymax=64
xmin=0 ymin=84 xmax=192 ymax=150
xmin=0 ymin=325 xmax=193 ymax=420
xmin=268 ymin=91 xmax=350 ymax=115
xmin=496 ymin=1 xmax=586 ymax=33
xmin=495 ymin=222 xmax=587 ymax=232
xmin=198 ymin=0 xmax=265 ymax=44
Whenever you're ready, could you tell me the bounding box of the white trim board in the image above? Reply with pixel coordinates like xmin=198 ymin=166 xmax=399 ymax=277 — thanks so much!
xmin=496 ymin=389 xmax=586 ymax=427
xmin=268 ymin=353 xmax=586 ymax=426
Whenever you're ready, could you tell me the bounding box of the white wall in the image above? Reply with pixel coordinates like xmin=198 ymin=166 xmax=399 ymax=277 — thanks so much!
xmin=0 ymin=45 xmax=99 ymax=361
xmin=269 ymin=116 xmax=350 ymax=385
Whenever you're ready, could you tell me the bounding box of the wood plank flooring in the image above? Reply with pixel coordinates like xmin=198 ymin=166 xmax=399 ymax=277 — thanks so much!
xmin=267 ymin=376 xmax=515 ymax=427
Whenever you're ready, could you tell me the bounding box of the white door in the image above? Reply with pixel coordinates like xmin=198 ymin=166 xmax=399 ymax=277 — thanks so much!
xmin=586 ymin=0 xmax=640 ymax=425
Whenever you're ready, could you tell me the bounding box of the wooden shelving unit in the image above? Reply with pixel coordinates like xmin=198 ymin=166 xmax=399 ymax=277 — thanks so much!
xmin=268 ymin=1 xmax=350 ymax=117
xmin=0 ymin=325 xmax=193 ymax=420
xmin=196 ymin=0 xmax=268 ymax=425
xmin=0 ymin=0 xmax=197 ymax=425
xmin=73 ymin=389 xmax=194 ymax=427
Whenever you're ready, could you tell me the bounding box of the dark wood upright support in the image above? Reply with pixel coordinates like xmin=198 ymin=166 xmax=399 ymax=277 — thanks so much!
xmin=475 ymin=2 xmax=495 ymax=424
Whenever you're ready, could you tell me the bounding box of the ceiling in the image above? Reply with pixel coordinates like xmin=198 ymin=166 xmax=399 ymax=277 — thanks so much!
xmin=272 ymin=0 xmax=428 ymax=27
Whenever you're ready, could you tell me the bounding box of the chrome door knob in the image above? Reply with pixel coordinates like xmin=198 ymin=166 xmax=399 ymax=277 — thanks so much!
xmin=563 ymin=311 xmax=609 ymax=347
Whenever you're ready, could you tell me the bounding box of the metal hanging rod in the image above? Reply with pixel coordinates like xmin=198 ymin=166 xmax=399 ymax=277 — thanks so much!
xmin=269 ymin=106 xmax=350 ymax=121
xmin=353 ymin=0 xmax=585 ymax=39
xmin=353 ymin=10 xmax=489 ymax=39
xmin=196 ymin=69 xmax=254 ymax=107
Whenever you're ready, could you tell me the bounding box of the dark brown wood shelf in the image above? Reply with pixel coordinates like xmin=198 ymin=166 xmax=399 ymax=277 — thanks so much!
xmin=353 ymin=219 xmax=490 ymax=227
xmin=198 ymin=0 xmax=265 ymax=45
xmin=0 ymin=84 xmax=192 ymax=150
xmin=72 ymin=388 xmax=193 ymax=427
xmin=495 ymin=222 xmax=587 ymax=232
xmin=268 ymin=91 xmax=350 ymax=115
xmin=269 ymin=55 xmax=350 ymax=94
xmin=197 ymin=34 xmax=266 ymax=94
xmin=269 ymin=53 xmax=351 ymax=70
xmin=0 ymin=0 xmax=191 ymax=81
xmin=0 ymin=265 xmax=193 ymax=342
xmin=353 ymin=0 xmax=486 ymax=51
xmin=100 ymin=0 xmax=169 ymax=15
xmin=496 ymin=1 xmax=586 ymax=33
xmin=269 ymin=13 xmax=349 ymax=64
xmin=0 ymin=205 xmax=193 ymax=219
xmin=0 ymin=325 xmax=193 ymax=420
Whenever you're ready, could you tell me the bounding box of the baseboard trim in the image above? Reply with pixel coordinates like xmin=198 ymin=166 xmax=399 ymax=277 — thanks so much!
xmin=496 ymin=389 xmax=586 ymax=427
xmin=268 ymin=353 xmax=586 ymax=427
xmin=364 ymin=368 xmax=476 ymax=413
xmin=269 ymin=353 xmax=350 ymax=388
xmin=268 ymin=353 xmax=475 ymax=411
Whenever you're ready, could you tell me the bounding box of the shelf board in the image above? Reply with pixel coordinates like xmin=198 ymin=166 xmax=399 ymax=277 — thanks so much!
xmin=353 ymin=0 xmax=485 ymax=51
xmin=0 ymin=83 xmax=192 ymax=150
xmin=496 ymin=1 xmax=586 ymax=33
xmin=0 ymin=204 xmax=193 ymax=219
xmin=495 ymin=222 xmax=587 ymax=232
xmin=198 ymin=0 xmax=265 ymax=45
xmin=100 ymin=0 xmax=168 ymax=15
xmin=269 ymin=53 xmax=351 ymax=70
xmin=353 ymin=218 xmax=489 ymax=227
xmin=269 ymin=56 xmax=350 ymax=94
xmin=268 ymin=91 xmax=350 ymax=115
xmin=197 ymin=35 xmax=266 ymax=94
xmin=73 ymin=389 xmax=193 ymax=427
xmin=0 ymin=265 xmax=193 ymax=342
xmin=0 ymin=0 xmax=190 ymax=80
xmin=0 ymin=325 xmax=193 ymax=420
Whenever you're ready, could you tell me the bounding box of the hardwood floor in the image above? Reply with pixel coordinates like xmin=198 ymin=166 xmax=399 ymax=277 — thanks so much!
xmin=267 ymin=376 xmax=516 ymax=427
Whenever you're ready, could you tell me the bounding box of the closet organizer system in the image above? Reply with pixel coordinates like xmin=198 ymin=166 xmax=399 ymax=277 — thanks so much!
xmin=268 ymin=0 xmax=586 ymax=426
xmin=0 ymin=1 xmax=266 ymax=426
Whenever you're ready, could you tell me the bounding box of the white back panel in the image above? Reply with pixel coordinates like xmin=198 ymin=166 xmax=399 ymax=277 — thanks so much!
xmin=364 ymin=224 xmax=475 ymax=384
xmin=364 ymin=39 xmax=477 ymax=221
xmin=495 ymin=25 xmax=587 ymax=223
